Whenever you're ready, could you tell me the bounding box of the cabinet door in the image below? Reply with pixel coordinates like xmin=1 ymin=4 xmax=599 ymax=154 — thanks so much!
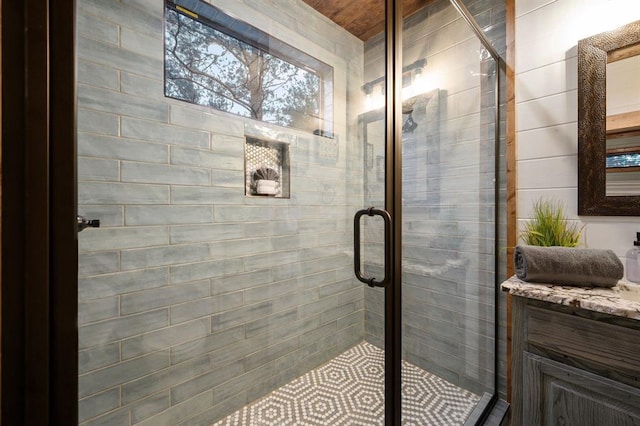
xmin=523 ymin=352 xmax=640 ymax=426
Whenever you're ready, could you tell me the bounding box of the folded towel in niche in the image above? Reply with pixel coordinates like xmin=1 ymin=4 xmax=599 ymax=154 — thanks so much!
xmin=514 ymin=245 xmax=623 ymax=287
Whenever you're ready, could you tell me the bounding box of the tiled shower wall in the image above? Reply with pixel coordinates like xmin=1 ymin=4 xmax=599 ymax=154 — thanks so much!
xmin=76 ymin=0 xmax=364 ymax=424
xmin=362 ymin=0 xmax=507 ymax=398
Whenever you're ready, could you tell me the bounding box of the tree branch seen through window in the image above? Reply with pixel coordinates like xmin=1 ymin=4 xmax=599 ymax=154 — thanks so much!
xmin=165 ymin=5 xmax=326 ymax=133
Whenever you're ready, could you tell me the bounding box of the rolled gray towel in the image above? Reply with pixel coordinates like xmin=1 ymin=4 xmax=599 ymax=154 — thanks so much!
xmin=514 ymin=245 xmax=623 ymax=287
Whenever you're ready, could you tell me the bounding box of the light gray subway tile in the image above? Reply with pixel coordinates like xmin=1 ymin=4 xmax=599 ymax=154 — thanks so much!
xmin=170 ymin=291 xmax=243 ymax=325
xmin=121 ymin=243 xmax=211 ymax=271
xmin=275 ymin=255 xmax=349 ymax=281
xmin=78 ymin=134 xmax=169 ymax=164
xmin=79 ymin=267 xmax=167 ymax=301
xmin=298 ymin=245 xmax=341 ymax=262
xmin=170 ymin=324 xmax=244 ymax=364
xmin=79 ymin=342 xmax=121 ymax=375
xmin=170 ymin=146 xmax=242 ymax=171
xmin=171 ymin=360 xmax=244 ymax=405
xmin=242 ymin=250 xmax=299 ymax=271
xmin=77 ymin=60 xmax=119 ymax=90
xmin=244 ymin=279 xmax=298 ymax=304
xmin=243 ymin=220 xmax=299 ymax=237
xmin=125 ymin=205 xmax=212 ymax=226
xmin=79 ymin=408 xmax=129 ymax=426
xmin=78 ymin=226 xmax=169 ymax=252
xmin=245 ymin=336 xmax=298 ymax=371
xmin=210 ymin=134 xmax=245 ymax=155
xmin=121 ymin=318 xmax=210 ymax=359
xmin=213 ymin=206 xmax=277 ymax=222
xmin=170 ymin=104 xmax=243 ymax=136
xmin=78 ymin=109 xmax=119 ymax=136
xmin=121 ymin=27 xmax=162 ymax=60
xmin=121 ymin=280 xmax=210 ymax=315
xmin=121 ymin=117 xmax=209 ymax=149
xmin=121 ymin=162 xmax=210 ymax=186
xmin=77 ymin=12 xmax=119 ymax=45
xmin=299 ymin=321 xmax=337 ymax=348
xmin=210 ymin=301 xmax=272 ymax=332
xmin=121 ymin=0 xmax=163 ymax=17
xmin=271 ymin=289 xmax=319 ymax=315
xmin=213 ymin=237 xmax=272 ymax=259
xmin=79 ymin=296 xmax=119 ymax=325
xmin=78 ymin=182 xmax=169 ymax=205
xmin=212 ymin=269 xmax=273 ymax=295
xmin=129 ymin=391 xmax=171 ymax=424
xmin=136 ymin=391 xmax=213 ymax=426
xmin=337 ymin=310 xmax=364 ymax=331
xmin=245 ymin=364 xmax=298 ymax=404
xmin=79 ymin=350 xmax=169 ymax=398
xmin=170 ymin=186 xmax=244 ymax=205
xmin=212 ymin=362 xmax=275 ymax=405
xmin=296 ymin=218 xmax=338 ymax=234
xmin=122 ymin=72 xmax=164 ymax=98
xmin=123 ymin=355 xmax=211 ymax=405
xmin=296 ymin=270 xmax=338 ymax=290
xmin=267 ymin=235 xmax=301 ymax=251
xmin=79 ymin=309 xmax=168 ymax=349
xmin=211 ymin=334 xmax=272 ymax=367
xmin=298 ymin=287 xmax=360 ymax=318
xmin=211 ymin=169 xmax=245 ymax=188
xmin=78 ymin=157 xmax=120 ymax=181
xmin=318 ymin=279 xmax=353 ymax=298
xmin=170 ymin=223 xmax=244 ymax=245
xmin=174 ymin=391 xmax=246 ymax=426
xmin=79 ymin=387 xmax=120 ymax=423
xmin=79 ymin=0 xmax=162 ymax=36
xmin=78 ymin=35 xmax=162 ymax=78
xmin=244 ymin=308 xmax=297 ymax=339
xmin=170 ymin=258 xmax=244 ymax=284
xmin=78 ymin=84 xmax=167 ymax=122
xmin=320 ymin=301 xmax=355 ymax=325
xmin=78 ymin=251 xmax=120 ymax=277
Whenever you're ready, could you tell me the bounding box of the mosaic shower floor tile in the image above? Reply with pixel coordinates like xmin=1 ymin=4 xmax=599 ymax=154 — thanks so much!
xmin=212 ymin=342 xmax=479 ymax=426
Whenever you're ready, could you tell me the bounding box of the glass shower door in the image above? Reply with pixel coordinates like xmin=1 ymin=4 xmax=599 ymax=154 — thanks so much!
xmin=74 ymin=0 xmax=504 ymax=424
xmin=399 ymin=0 xmax=502 ymax=423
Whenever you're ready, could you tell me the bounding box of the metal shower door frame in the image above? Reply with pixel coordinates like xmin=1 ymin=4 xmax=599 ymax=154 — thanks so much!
xmin=380 ymin=0 xmax=505 ymax=424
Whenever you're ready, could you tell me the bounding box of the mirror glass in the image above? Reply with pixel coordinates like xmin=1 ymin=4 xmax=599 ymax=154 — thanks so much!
xmin=606 ymin=47 xmax=640 ymax=195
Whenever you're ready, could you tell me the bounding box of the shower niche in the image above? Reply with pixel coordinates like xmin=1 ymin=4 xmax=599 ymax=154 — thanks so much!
xmin=245 ymin=136 xmax=291 ymax=198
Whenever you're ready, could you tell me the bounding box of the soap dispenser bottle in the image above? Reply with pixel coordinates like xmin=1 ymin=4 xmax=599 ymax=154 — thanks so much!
xmin=626 ymin=232 xmax=640 ymax=283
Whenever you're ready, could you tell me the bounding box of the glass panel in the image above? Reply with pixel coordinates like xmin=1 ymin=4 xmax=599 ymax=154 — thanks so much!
xmin=398 ymin=0 xmax=503 ymax=422
xmin=76 ymin=0 xmax=374 ymax=424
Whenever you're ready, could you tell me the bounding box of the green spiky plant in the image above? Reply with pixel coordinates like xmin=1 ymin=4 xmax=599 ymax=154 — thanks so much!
xmin=521 ymin=198 xmax=582 ymax=247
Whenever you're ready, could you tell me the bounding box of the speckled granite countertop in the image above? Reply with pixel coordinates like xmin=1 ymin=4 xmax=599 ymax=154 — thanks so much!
xmin=501 ymin=276 xmax=640 ymax=320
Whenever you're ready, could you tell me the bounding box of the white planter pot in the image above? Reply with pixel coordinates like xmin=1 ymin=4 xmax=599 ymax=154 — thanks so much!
xmin=256 ymin=179 xmax=277 ymax=195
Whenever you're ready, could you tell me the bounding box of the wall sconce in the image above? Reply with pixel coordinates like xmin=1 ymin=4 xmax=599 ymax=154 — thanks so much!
xmin=362 ymin=59 xmax=427 ymax=111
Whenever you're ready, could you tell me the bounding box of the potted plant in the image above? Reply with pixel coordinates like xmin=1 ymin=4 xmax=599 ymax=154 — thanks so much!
xmin=520 ymin=198 xmax=582 ymax=247
xmin=253 ymin=167 xmax=279 ymax=195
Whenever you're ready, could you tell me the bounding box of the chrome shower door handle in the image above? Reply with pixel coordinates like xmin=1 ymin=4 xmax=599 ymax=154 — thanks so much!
xmin=77 ymin=215 xmax=100 ymax=232
xmin=353 ymin=207 xmax=392 ymax=287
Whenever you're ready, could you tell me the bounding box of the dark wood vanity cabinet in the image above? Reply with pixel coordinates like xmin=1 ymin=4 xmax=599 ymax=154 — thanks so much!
xmin=511 ymin=296 xmax=640 ymax=425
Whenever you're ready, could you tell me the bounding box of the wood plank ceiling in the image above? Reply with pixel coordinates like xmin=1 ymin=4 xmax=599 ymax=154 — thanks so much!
xmin=301 ymin=0 xmax=434 ymax=41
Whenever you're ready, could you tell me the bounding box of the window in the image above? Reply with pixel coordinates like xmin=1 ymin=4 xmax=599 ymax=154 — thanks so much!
xmin=165 ymin=0 xmax=334 ymax=135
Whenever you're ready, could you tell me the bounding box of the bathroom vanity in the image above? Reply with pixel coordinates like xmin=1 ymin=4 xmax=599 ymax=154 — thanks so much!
xmin=502 ymin=277 xmax=640 ymax=425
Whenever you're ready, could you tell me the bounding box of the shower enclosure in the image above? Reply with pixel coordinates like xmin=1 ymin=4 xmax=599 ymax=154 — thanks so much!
xmin=75 ymin=0 xmax=507 ymax=424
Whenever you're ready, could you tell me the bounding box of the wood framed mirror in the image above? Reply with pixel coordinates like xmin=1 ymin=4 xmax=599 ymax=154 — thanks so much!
xmin=578 ymin=19 xmax=640 ymax=216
